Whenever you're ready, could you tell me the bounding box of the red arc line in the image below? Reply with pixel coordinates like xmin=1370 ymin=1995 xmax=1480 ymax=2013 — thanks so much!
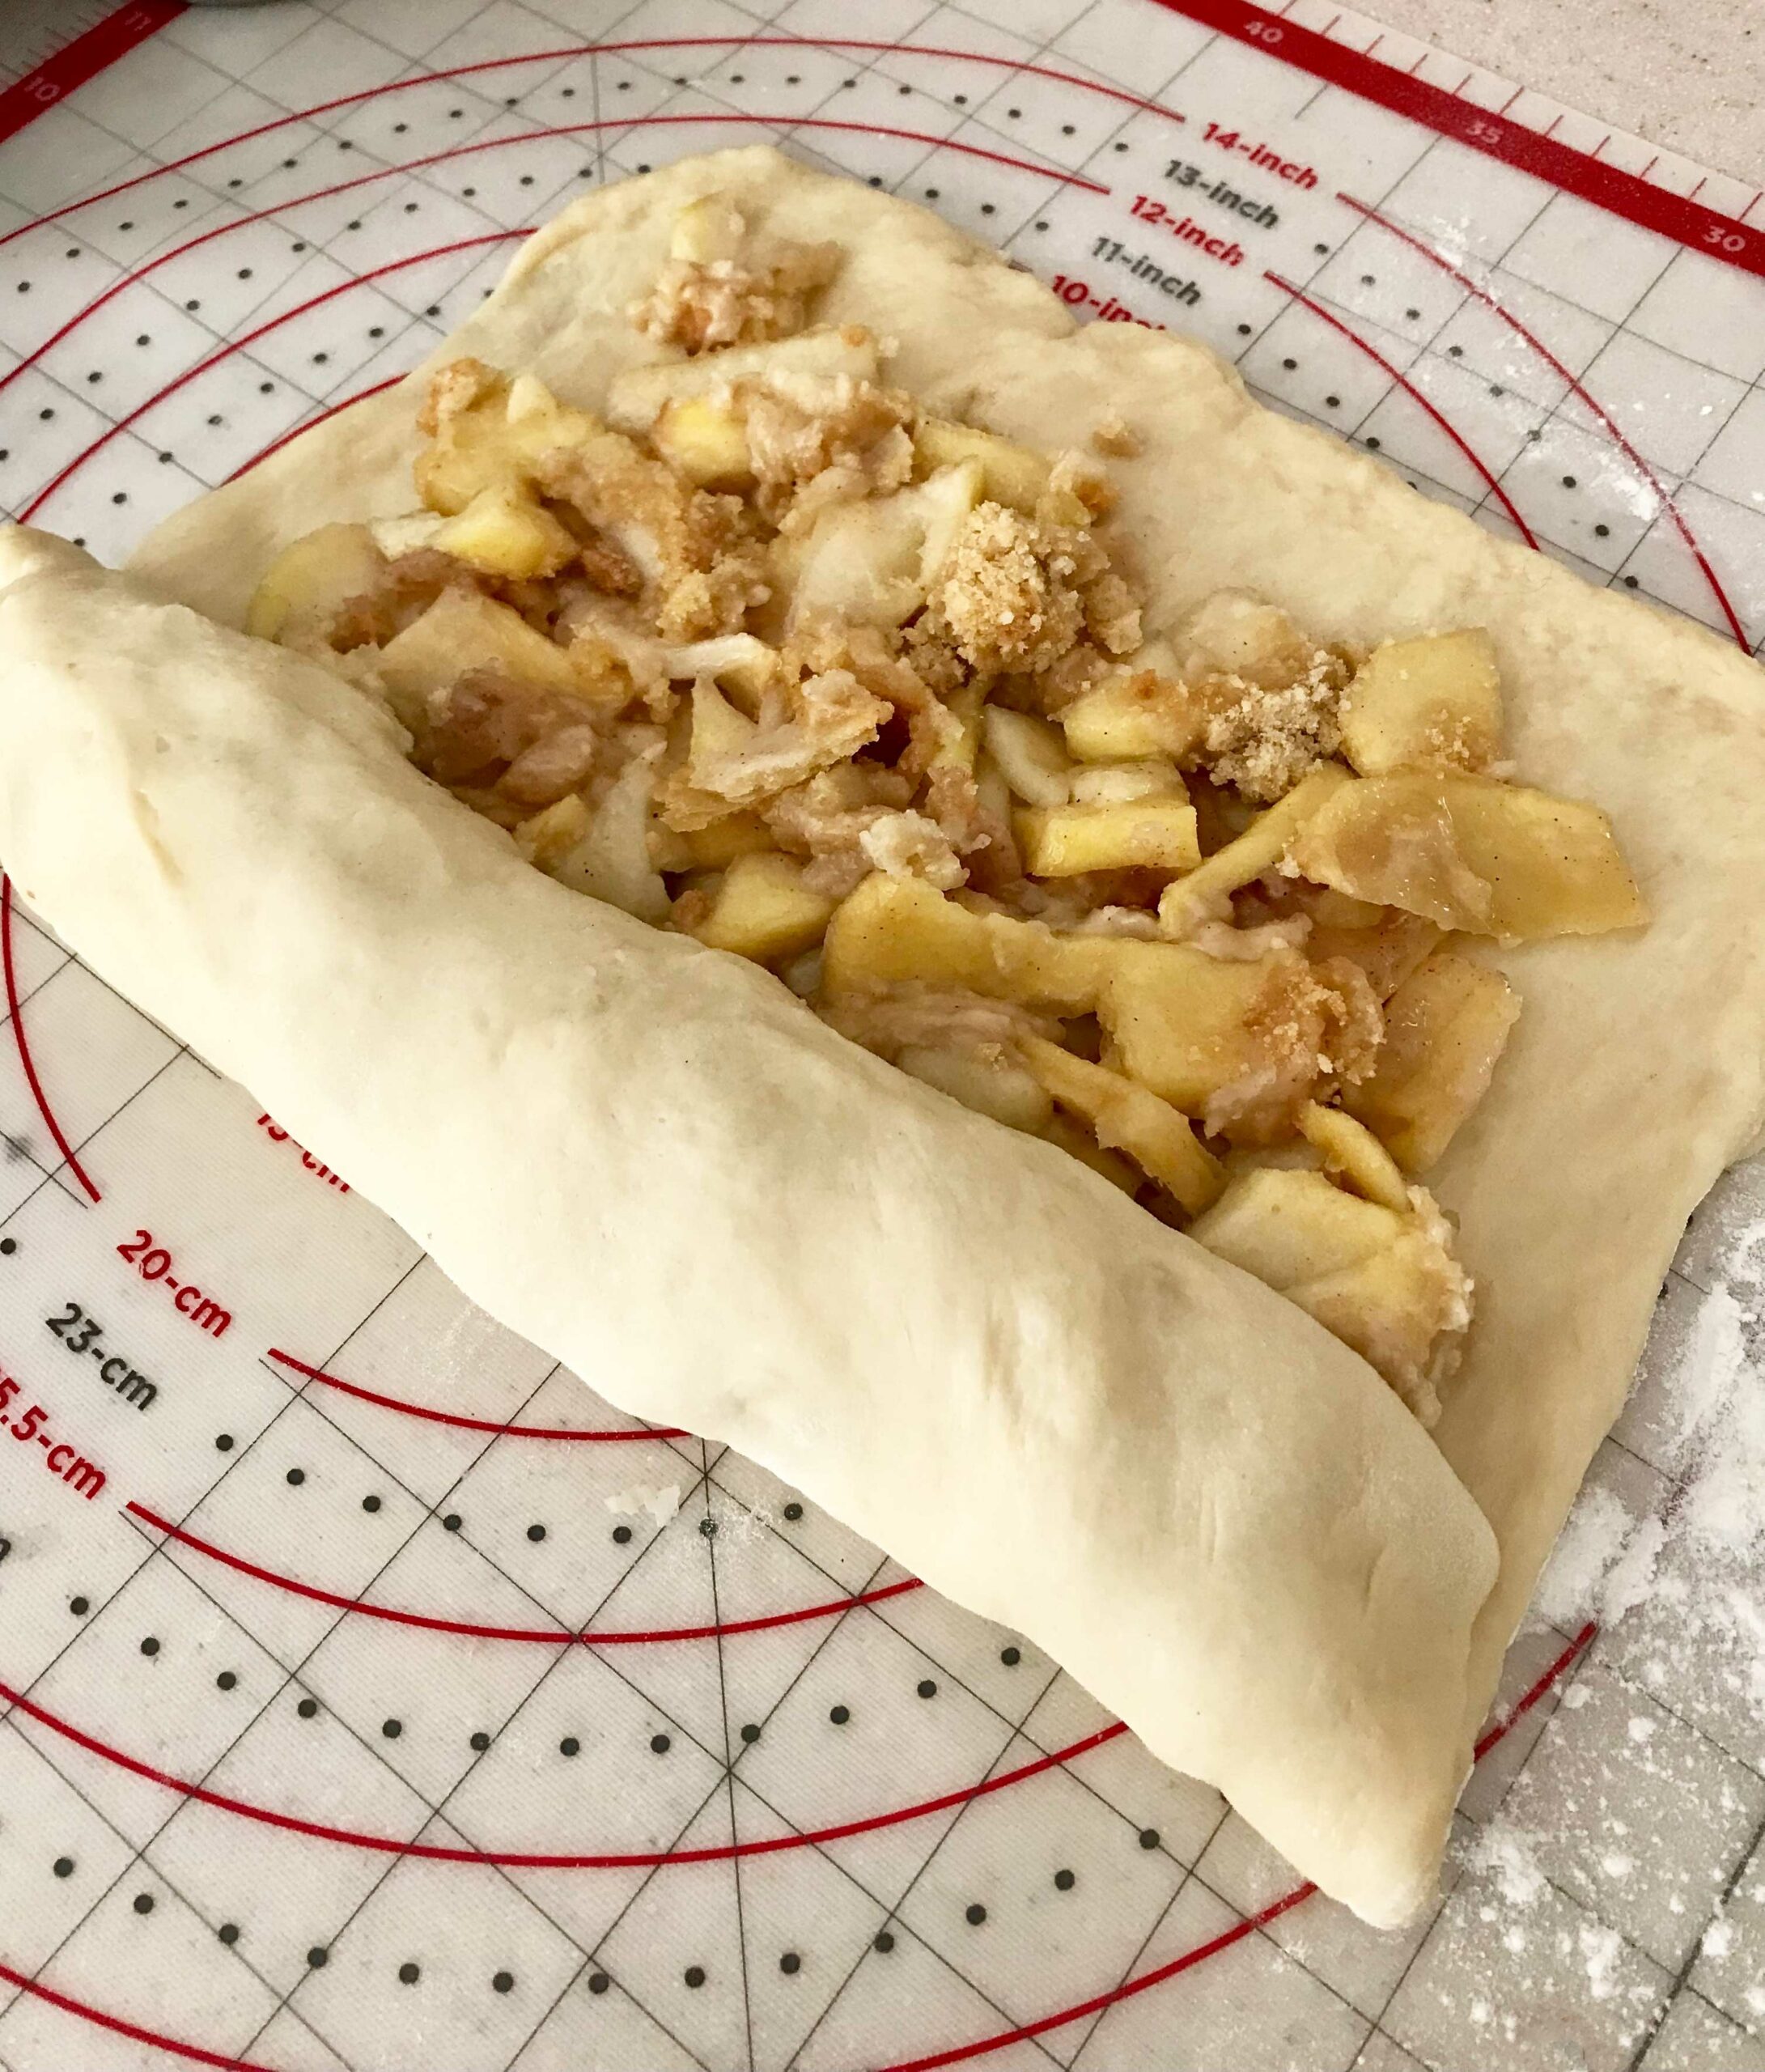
xmin=1473 ymin=1623 xmax=1595 ymax=1758
xmin=0 ymin=113 xmax=1103 ymax=397
xmin=1266 ymin=274 xmax=1541 ymax=548
xmin=874 ymin=1620 xmax=1599 ymax=2072
xmin=0 ymin=877 xmax=100 ymax=1203
xmin=19 ymin=230 xmax=524 ymax=524
xmin=0 ymin=34 xmax=1158 ymax=252
xmin=126 ymin=1498 xmax=923 ymax=1642
xmin=881 ymin=1887 xmax=1321 ymax=2072
xmin=0 ymin=1670 xmax=1126 ymax=1866
xmin=0 ymin=1624 xmax=1596 ymax=2072
xmin=1339 ymin=192 xmax=1752 ymax=651
xmin=7 ymin=16 xmax=1760 ymax=280
xmin=0 ymin=1960 xmax=272 ymax=2072
xmin=266 ymin=1347 xmax=687 ymax=1441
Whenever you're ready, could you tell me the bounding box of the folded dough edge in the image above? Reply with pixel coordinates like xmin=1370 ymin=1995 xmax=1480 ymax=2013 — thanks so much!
xmin=0 ymin=524 xmax=1496 ymax=1924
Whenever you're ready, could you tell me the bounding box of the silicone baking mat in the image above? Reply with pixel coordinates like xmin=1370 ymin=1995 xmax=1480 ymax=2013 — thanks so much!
xmin=2 ymin=2 xmax=1763 ymax=2068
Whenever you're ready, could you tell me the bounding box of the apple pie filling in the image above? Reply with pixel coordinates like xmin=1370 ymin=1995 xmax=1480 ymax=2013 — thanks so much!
xmin=247 ymin=195 xmax=1647 ymax=1424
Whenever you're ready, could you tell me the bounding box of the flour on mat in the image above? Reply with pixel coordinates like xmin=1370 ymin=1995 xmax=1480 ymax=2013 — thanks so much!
xmin=604 ymin=1481 xmax=682 ymax=1527
xmin=1466 ymin=1819 xmax=1549 ymax=1907
xmin=1534 ymin=1484 xmax=1636 ymax=1628
xmin=1446 ymin=1199 xmax=1765 ymax=2046
xmin=1576 ymin=1919 xmax=1626 ymax=2001
xmin=1534 ymin=1234 xmax=1765 ymax=1718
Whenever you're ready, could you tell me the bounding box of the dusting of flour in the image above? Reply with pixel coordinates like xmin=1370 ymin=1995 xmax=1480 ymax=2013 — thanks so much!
xmin=603 ymin=1480 xmax=682 ymax=1528
xmin=1441 ymin=1194 xmax=1765 ymax=2051
xmin=1534 ymin=1254 xmax=1764 ymax=1709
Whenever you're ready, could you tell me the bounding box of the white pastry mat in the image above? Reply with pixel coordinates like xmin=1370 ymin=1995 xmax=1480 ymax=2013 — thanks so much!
xmin=1 ymin=2 xmax=1763 ymax=2068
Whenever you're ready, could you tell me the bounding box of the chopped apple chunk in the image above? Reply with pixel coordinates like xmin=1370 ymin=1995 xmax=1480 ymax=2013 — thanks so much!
xmin=690 ymin=851 xmax=836 ymax=964
xmin=663 ymin=633 xmax=781 ymax=711
xmin=1059 ymin=653 xmax=1205 ymax=762
xmin=676 ymin=813 xmax=775 ymax=868
xmin=1158 ymin=764 xmax=1350 ymax=935
xmin=1345 ymin=949 xmax=1521 ymax=1173
xmin=1068 ymin=758 xmax=1182 ymax=805
xmin=1042 ymin=1112 xmax=1139 ymax=1192
xmin=1016 ymin=796 xmax=1199 ymax=877
xmin=244 ymin=522 xmax=386 ymax=644
xmin=652 ymin=395 xmax=753 ymax=488
xmin=415 ymin=364 xmax=603 ymax=516
xmin=1188 ymin=1167 xmax=1402 ymax=1287
xmin=604 ymin=326 xmax=880 ymax=433
xmin=1188 ymin=1166 xmax=1468 ymax=1420
xmin=369 ymin=511 xmax=444 ymax=559
xmin=1094 ymin=943 xmax=1293 ymax=1116
xmin=1297 ymin=1102 xmax=1410 ymax=1213
xmin=1289 ymin=775 xmax=1493 ymax=933
xmin=669 ymin=192 xmax=746 ymax=264
xmin=376 ymin=588 xmax=580 ymax=728
xmin=1291 ymin=771 xmax=1645 ymax=940
xmin=820 ymin=873 xmax=1109 ymax=1012
xmin=431 ymin=485 xmax=577 ymax=580
xmin=897 ymin=1044 xmax=1053 ymax=1133
xmin=1435 ymin=774 xmax=1646 ymax=939
xmin=1341 ymin=630 xmax=1503 ymax=775
xmin=933 ymin=681 xmax=987 ymax=778
xmin=1285 ymin=1229 xmax=1466 ymax=1424
xmin=913 ymin=418 xmax=1050 ymax=512
xmin=513 ymin=792 xmax=590 ymax=873
xmin=784 ymin=462 xmax=982 ymax=631
xmin=1020 ymin=1036 xmax=1224 ymax=1212
xmin=982 ymin=707 xmax=1072 ymax=806
xmin=1305 ymin=908 xmax=1441 ymax=1001
xmin=545 ymin=749 xmax=668 ymax=922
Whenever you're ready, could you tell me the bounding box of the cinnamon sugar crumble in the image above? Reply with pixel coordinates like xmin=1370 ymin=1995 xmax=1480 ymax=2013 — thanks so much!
xmin=1197 ymin=653 xmax=1350 ymax=805
xmin=630 ymin=244 xmax=841 ymax=353
xmin=939 ymin=502 xmax=1087 ymax=673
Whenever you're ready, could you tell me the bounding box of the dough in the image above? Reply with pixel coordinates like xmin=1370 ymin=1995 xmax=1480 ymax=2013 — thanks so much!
xmin=4 ymin=145 xmax=1763 ymax=1926
xmin=0 ymin=523 xmax=1492 ymax=1926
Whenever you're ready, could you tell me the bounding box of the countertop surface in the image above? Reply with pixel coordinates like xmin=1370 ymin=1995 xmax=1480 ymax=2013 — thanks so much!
xmin=8 ymin=0 xmax=1763 ymax=184
xmin=1372 ymin=0 xmax=1763 ymax=184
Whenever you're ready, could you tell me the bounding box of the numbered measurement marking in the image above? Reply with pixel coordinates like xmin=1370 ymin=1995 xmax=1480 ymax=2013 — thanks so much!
xmin=1199 ymin=121 xmax=1317 ymax=189
xmin=45 ymin=1305 xmax=157 ymax=1411
xmin=1127 ymin=194 xmax=1249 ymax=267
xmin=1161 ymin=159 xmax=1280 ymax=227
xmin=0 ymin=1371 xmax=107 ymax=1500
xmin=117 ymin=1228 xmax=231 ymax=1337
xmin=256 ymin=1114 xmax=350 ymax=1192
xmin=1061 ymin=240 xmax=1205 ymax=314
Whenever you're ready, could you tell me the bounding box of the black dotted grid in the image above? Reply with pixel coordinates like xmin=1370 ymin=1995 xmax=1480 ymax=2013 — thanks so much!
xmin=58 ymin=1324 xmax=770 ymax=2043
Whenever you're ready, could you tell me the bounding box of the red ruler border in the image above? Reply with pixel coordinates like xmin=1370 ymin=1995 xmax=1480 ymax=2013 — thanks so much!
xmin=1156 ymin=0 xmax=1765 ymax=278
xmin=0 ymin=1 xmax=186 ymax=149
xmin=3 ymin=1 xmax=1760 ymax=281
